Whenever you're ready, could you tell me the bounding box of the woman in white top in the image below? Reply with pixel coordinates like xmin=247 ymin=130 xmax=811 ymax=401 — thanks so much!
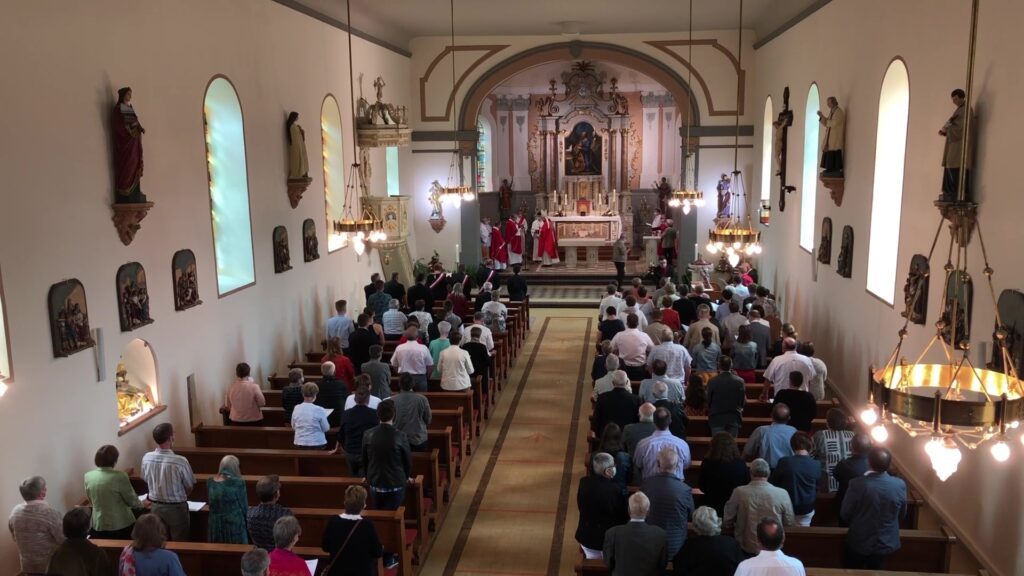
xmin=438 ymin=332 xmax=475 ymax=391
xmin=291 ymin=382 xmax=330 ymax=449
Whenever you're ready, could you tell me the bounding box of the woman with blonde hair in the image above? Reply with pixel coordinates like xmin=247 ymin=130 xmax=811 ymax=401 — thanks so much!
xmin=207 ymin=454 xmax=248 ymax=543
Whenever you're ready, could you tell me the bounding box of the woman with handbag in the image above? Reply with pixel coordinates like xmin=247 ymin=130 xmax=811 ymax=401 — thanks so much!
xmin=321 ymin=485 xmax=386 ymax=575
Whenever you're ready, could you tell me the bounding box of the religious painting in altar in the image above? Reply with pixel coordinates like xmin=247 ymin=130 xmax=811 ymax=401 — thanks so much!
xmin=172 ymin=249 xmax=201 ymax=312
xmin=48 ymin=279 xmax=95 ymax=358
xmin=565 ymin=121 xmax=602 ymax=176
xmin=556 ymin=221 xmax=612 ymax=241
xmin=992 ymin=289 xmax=1024 ymax=379
xmin=116 ymin=262 xmax=153 ymax=332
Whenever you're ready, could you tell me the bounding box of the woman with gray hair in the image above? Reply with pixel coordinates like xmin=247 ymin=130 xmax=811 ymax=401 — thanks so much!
xmin=207 ymin=455 xmax=248 ymax=543
xmin=671 ymin=506 xmax=745 ymax=576
xmin=240 ymin=548 xmax=270 ymax=576
xmin=268 ymin=516 xmax=310 ymax=575
xmin=292 ymin=382 xmax=330 ymax=450
xmin=574 ymin=452 xmax=628 ymax=560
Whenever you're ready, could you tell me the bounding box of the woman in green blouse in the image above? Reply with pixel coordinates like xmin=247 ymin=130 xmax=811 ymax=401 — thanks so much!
xmin=207 ymin=455 xmax=249 ymax=544
xmin=85 ymin=445 xmax=145 ymax=539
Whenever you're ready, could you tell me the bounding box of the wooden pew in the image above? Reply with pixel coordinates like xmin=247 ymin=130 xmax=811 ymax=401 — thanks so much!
xmin=127 ymin=473 xmax=428 ymax=562
xmin=574 ymin=525 xmax=956 ymax=574
xmin=191 ymin=507 xmax=410 ymax=576
xmin=173 ymin=446 xmax=447 ymax=512
xmin=588 ymin=414 xmax=828 ymax=438
xmin=94 ymin=541 xmax=331 ymax=575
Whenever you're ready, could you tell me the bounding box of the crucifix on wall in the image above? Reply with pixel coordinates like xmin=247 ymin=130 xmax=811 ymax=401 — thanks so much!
xmin=775 ymin=86 xmax=797 ymax=211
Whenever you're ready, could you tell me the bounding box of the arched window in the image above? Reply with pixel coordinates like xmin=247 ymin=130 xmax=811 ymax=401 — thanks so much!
xmin=800 ymin=84 xmax=820 ymax=251
xmin=867 ymin=60 xmax=911 ymax=304
xmin=321 ymin=95 xmax=346 ymax=252
xmin=761 ymin=96 xmax=774 ymax=202
xmin=476 ymin=118 xmax=492 ymax=193
xmin=204 ymin=77 xmax=254 ymax=295
xmin=386 ymin=146 xmax=400 ymax=197
xmin=0 ymin=266 xmax=11 ymax=391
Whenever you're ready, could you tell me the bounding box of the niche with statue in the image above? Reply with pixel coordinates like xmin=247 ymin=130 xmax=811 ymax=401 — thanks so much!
xmin=115 ymin=338 xmax=162 ymax=433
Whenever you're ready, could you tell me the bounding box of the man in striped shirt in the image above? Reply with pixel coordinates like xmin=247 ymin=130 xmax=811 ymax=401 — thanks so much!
xmin=141 ymin=423 xmax=195 ymax=541
xmin=8 ymin=475 xmax=63 ymax=575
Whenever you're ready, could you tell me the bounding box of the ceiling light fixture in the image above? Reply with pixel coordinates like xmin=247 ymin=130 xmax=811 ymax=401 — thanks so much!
xmin=704 ymin=0 xmax=760 ymax=267
xmin=669 ymin=0 xmax=705 ymax=215
xmin=439 ymin=0 xmax=475 ymax=204
xmin=861 ymin=0 xmax=1023 ymax=481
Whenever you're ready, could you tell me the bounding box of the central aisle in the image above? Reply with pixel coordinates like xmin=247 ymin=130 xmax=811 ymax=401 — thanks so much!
xmin=422 ymin=309 xmax=595 ymax=576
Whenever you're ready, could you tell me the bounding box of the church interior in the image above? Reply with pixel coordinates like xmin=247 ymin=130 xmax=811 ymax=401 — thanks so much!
xmin=2 ymin=0 xmax=1024 ymax=574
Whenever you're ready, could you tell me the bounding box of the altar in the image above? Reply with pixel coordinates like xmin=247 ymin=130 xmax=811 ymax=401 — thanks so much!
xmin=550 ymin=215 xmax=622 ymax=269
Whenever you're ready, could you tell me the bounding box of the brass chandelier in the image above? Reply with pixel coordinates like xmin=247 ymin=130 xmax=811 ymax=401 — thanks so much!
xmin=333 ymin=0 xmax=386 ymax=254
xmin=860 ymin=0 xmax=1023 ymax=481
xmin=668 ymin=0 xmax=705 ymax=215
xmin=438 ymin=0 xmax=476 ymax=206
xmin=704 ymin=0 xmax=761 ymax=267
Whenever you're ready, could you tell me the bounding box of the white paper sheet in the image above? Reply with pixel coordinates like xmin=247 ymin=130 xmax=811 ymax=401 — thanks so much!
xmin=187 ymin=501 xmax=206 ymax=512
xmin=305 ymin=559 xmax=319 ymax=574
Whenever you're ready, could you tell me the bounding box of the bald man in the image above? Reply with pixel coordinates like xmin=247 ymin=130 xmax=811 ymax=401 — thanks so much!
xmin=762 ymin=337 xmax=814 ymax=400
xmin=743 ymin=403 xmax=797 ymax=468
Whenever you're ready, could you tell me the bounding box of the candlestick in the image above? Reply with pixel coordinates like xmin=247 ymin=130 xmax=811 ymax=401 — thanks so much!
xmin=693 ymin=242 xmax=698 ymax=262
xmin=456 ymin=243 xmax=460 ymax=264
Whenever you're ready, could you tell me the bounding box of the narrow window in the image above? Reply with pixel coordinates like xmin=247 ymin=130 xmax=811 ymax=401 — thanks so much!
xmin=0 ymin=266 xmax=11 ymax=390
xmin=386 ymin=146 xmax=400 ymax=197
xmin=761 ymin=96 xmax=773 ymax=202
xmin=800 ymin=84 xmax=820 ymax=252
xmin=477 ymin=118 xmax=492 ymax=193
xmin=866 ymin=60 xmax=911 ymax=304
xmin=321 ymin=95 xmax=346 ymax=252
xmin=204 ymin=77 xmax=255 ymax=295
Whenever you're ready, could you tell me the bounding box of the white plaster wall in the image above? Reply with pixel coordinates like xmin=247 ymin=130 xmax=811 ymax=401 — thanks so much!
xmin=0 ymin=1 xmax=408 ymax=570
xmin=754 ymin=1 xmax=1024 ymax=574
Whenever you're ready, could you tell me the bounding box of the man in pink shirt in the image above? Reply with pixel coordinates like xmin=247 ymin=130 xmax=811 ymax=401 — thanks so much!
xmin=611 ymin=313 xmax=655 ymax=381
xmin=224 ymin=362 xmax=266 ymax=425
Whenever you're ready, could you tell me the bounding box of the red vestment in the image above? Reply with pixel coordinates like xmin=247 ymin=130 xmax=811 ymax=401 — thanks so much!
xmin=504 ymin=219 xmax=523 ymax=255
xmin=538 ymin=217 xmax=558 ymax=259
xmin=489 ymin=226 xmax=508 ymax=264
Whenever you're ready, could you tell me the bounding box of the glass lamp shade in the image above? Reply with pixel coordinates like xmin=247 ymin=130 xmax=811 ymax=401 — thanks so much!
xmin=925 ymin=436 xmax=962 ymax=481
xmin=870 ymin=423 xmax=889 ymax=443
xmin=860 ymin=406 xmax=879 ymax=426
xmin=991 ymin=439 xmax=1011 ymax=462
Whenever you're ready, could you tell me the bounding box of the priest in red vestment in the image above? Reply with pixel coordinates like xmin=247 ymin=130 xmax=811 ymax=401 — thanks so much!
xmin=536 ymin=214 xmax=559 ymax=267
xmin=489 ymin=224 xmax=508 ymax=270
xmin=504 ymin=214 xmax=525 ymax=266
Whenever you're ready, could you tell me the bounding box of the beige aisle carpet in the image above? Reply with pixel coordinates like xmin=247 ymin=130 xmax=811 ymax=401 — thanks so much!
xmin=421 ymin=309 xmax=595 ymax=576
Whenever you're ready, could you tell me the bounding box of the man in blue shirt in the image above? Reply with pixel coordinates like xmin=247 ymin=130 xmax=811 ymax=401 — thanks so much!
xmin=743 ymin=403 xmax=797 ymax=468
xmin=325 ymin=299 xmax=354 ymax=354
xmin=366 ymin=280 xmax=391 ymax=323
xmin=769 ymin=432 xmax=822 ymax=526
xmin=840 ymin=447 xmax=907 ymax=569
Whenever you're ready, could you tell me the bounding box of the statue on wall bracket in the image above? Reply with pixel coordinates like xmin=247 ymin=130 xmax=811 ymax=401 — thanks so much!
xmin=428 ymin=180 xmax=446 ymax=233
xmin=818 ymin=95 xmax=846 ymax=206
xmin=775 ymin=86 xmax=797 ymax=211
xmin=286 ymin=111 xmax=312 ymax=208
xmin=110 ymin=86 xmax=154 ymax=245
xmin=900 ymin=254 xmax=929 ymax=325
xmin=273 ymin=226 xmax=292 ymax=273
xmin=116 ymin=262 xmax=154 ymax=332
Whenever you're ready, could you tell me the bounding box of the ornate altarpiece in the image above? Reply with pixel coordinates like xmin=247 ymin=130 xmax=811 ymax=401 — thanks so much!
xmin=530 ymin=62 xmax=636 ymax=241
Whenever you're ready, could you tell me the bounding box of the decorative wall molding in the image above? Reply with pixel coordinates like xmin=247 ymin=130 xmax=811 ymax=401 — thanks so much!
xmin=686 ymin=125 xmax=754 ymax=137
xmin=644 ymin=39 xmax=746 ymax=116
xmin=641 ymin=93 xmax=676 ymax=108
xmin=269 ymin=0 xmax=412 ymax=57
xmin=495 ymin=95 xmax=531 ymax=111
xmin=419 ymin=44 xmax=510 ymax=122
xmin=411 ymin=130 xmax=480 ymax=142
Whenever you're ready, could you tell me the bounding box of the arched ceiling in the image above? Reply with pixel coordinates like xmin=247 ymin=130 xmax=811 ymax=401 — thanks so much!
xmin=489 ymin=60 xmax=667 ymax=95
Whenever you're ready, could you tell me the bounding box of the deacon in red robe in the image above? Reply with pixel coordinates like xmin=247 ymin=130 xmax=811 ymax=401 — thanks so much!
xmin=489 ymin=225 xmax=508 ymax=270
xmin=504 ymin=215 xmax=525 ymax=266
xmin=537 ymin=215 xmax=559 ymax=267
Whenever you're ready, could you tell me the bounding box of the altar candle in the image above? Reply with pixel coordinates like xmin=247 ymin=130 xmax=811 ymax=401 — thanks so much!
xmin=456 ymin=244 xmax=460 ymax=264
xmin=694 ymin=242 xmax=698 ymax=262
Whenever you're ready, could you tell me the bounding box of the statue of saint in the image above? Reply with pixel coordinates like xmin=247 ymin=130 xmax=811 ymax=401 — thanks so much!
xmin=498 ymin=179 xmax=513 ymax=216
xmin=374 ymin=76 xmax=386 ymax=102
xmin=654 ymin=177 xmax=672 ymax=212
xmin=428 ymin=180 xmax=444 ymax=219
xmin=818 ymin=96 xmax=845 ymax=177
xmin=112 ymin=87 xmax=147 ymax=203
xmin=939 ymin=88 xmax=973 ymax=202
xmin=716 ymin=173 xmax=732 ymax=220
xmin=286 ymin=112 xmax=309 ymax=179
